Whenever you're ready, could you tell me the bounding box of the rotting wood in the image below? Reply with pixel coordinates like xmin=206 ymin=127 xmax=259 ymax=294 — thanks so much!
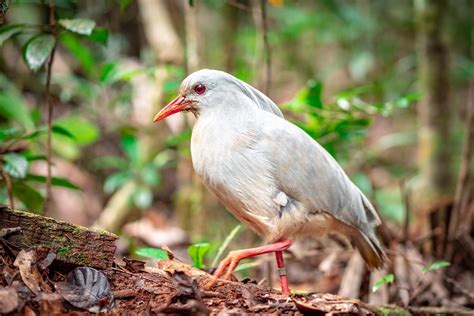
xmin=0 ymin=205 xmax=117 ymax=269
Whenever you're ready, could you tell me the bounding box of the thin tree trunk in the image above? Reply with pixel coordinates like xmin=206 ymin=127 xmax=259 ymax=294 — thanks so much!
xmin=415 ymin=0 xmax=452 ymax=200
xmin=222 ymin=3 xmax=240 ymax=73
xmin=94 ymin=0 xmax=183 ymax=232
xmin=414 ymin=0 xmax=452 ymax=250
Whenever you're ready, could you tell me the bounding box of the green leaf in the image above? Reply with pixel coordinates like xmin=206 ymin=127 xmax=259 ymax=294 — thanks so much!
xmin=12 ymin=182 xmax=44 ymax=213
xmin=59 ymin=32 xmax=95 ymax=77
xmin=132 ymin=186 xmax=153 ymax=209
xmin=88 ymin=27 xmax=108 ymax=45
xmin=153 ymin=150 xmax=172 ymax=168
xmin=422 ymin=261 xmax=450 ymax=273
xmin=0 ymin=91 xmax=34 ymax=130
xmin=23 ymin=34 xmax=55 ymax=72
xmin=119 ymin=0 xmax=133 ymax=11
xmin=91 ymin=156 xmax=128 ymax=170
xmin=104 ymin=171 xmax=132 ymax=193
xmin=59 ymin=18 xmax=96 ymax=36
xmin=22 ymin=129 xmax=45 ymax=140
xmin=372 ymin=274 xmax=394 ymax=293
xmin=54 ymin=116 xmax=99 ymax=145
xmin=135 ymin=247 xmax=169 ymax=260
xmin=187 ymin=243 xmax=211 ymax=269
xmin=0 ymin=24 xmax=25 ymax=46
xmin=99 ymin=63 xmax=117 ymax=83
xmin=25 ymin=175 xmax=79 ymax=190
xmin=52 ymin=125 xmax=76 ymax=140
xmin=141 ymin=164 xmax=160 ymax=187
xmin=3 ymin=153 xmax=28 ymax=178
xmin=24 ymin=154 xmax=47 ymax=161
xmin=306 ymin=80 xmax=323 ymax=109
xmin=121 ymin=133 xmax=139 ymax=166
xmin=0 ymin=127 xmax=22 ymax=142
xmin=211 ymin=225 xmax=241 ymax=268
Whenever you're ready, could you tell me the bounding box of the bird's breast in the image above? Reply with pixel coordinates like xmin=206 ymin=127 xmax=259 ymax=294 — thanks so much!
xmin=190 ymin=116 xmax=280 ymax=237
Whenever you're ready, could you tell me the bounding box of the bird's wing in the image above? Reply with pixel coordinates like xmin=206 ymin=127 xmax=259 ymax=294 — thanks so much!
xmin=259 ymin=114 xmax=382 ymax=232
xmin=235 ymin=79 xmax=284 ymax=118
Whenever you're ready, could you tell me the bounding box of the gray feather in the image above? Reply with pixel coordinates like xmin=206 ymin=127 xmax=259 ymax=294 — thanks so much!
xmin=184 ymin=69 xmax=387 ymax=268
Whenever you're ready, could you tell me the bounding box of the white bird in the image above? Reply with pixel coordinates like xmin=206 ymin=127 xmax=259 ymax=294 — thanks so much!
xmin=154 ymin=69 xmax=387 ymax=295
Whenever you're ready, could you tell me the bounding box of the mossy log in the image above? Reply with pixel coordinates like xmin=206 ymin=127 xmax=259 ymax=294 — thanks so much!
xmin=0 ymin=205 xmax=117 ymax=269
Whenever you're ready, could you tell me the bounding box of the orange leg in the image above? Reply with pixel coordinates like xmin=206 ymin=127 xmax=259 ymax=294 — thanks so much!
xmin=209 ymin=240 xmax=293 ymax=295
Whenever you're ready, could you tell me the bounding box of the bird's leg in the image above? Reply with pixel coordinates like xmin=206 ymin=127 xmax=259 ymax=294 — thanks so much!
xmin=208 ymin=240 xmax=292 ymax=294
xmin=275 ymin=250 xmax=290 ymax=296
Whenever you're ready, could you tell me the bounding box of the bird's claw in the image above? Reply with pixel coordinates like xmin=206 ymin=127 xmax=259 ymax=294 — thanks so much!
xmin=207 ymin=252 xmax=242 ymax=289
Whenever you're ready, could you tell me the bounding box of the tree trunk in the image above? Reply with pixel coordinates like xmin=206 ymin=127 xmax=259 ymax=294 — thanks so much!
xmin=415 ymin=0 xmax=452 ymax=202
xmin=1 ymin=206 xmax=117 ymax=269
xmin=94 ymin=0 xmax=183 ymax=232
xmin=414 ymin=0 xmax=452 ymax=252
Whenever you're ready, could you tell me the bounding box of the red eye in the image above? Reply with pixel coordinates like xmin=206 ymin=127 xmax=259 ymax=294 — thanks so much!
xmin=194 ymin=84 xmax=206 ymax=94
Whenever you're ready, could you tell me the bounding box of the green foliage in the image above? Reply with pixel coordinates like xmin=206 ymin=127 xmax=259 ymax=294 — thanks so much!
xmin=23 ymin=34 xmax=55 ymax=72
xmin=284 ymin=81 xmax=415 ymax=160
xmin=372 ymin=273 xmax=394 ymax=293
xmin=422 ymin=261 xmax=450 ymax=273
xmin=0 ymin=80 xmax=35 ymax=130
xmin=11 ymin=182 xmax=44 ymax=213
xmin=3 ymin=153 xmax=28 ymax=179
xmin=58 ymin=19 xmax=96 ymax=36
xmin=187 ymin=243 xmax=211 ymax=269
xmin=0 ymin=24 xmax=24 ymax=46
xmin=54 ymin=117 xmax=99 ymax=145
xmin=25 ymin=175 xmax=79 ymax=190
xmin=96 ymin=130 xmax=172 ymax=209
xmin=211 ymin=224 xmax=242 ymax=268
xmin=135 ymin=247 xmax=169 ymax=260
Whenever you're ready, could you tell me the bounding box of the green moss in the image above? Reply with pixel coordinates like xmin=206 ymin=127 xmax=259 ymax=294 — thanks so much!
xmin=73 ymin=252 xmax=90 ymax=266
xmin=376 ymin=306 xmax=411 ymax=316
xmin=57 ymin=246 xmax=71 ymax=257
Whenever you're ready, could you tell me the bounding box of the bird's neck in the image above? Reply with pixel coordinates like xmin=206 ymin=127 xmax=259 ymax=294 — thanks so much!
xmin=196 ymin=100 xmax=258 ymax=126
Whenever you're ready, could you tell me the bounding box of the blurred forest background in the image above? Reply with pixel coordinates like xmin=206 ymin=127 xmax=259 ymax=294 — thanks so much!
xmin=0 ymin=0 xmax=472 ymax=309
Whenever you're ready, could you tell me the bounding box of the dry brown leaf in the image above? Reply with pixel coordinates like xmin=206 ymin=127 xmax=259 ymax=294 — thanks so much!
xmin=13 ymin=248 xmax=51 ymax=294
xmin=0 ymin=286 xmax=19 ymax=314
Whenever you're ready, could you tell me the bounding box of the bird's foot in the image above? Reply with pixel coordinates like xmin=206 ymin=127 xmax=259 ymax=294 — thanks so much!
xmin=205 ymin=250 xmax=245 ymax=289
xmin=205 ymin=240 xmax=293 ymax=293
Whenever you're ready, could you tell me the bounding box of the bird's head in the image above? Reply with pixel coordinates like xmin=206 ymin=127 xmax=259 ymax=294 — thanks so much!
xmin=153 ymin=69 xmax=283 ymax=122
xmin=153 ymin=69 xmax=225 ymax=122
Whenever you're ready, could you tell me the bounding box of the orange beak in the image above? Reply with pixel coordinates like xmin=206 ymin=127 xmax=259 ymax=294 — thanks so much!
xmin=153 ymin=95 xmax=193 ymax=122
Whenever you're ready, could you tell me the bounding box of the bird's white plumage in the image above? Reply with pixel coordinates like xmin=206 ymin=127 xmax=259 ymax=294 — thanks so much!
xmin=182 ymin=69 xmax=386 ymax=268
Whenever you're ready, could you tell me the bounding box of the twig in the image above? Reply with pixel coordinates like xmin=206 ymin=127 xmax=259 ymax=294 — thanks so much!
xmin=43 ymin=0 xmax=58 ymax=215
xmin=400 ymin=178 xmax=411 ymax=244
xmin=260 ymin=0 xmax=271 ymax=95
xmin=1 ymin=165 xmax=15 ymax=209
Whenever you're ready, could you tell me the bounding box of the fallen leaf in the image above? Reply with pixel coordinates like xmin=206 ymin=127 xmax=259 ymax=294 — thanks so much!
xmin=35 ymin=293 xmax=63 ymax=315
xmin=13 ymin=248 xmax=51 ymax=294
xmin=158 ymin=259 xmax=208 ymax=277
xmin=123 ymin=257 xmax=145 ymax=273
xmin=171 ymin=271 xmax=201 ymax=301
xmin=0 ymin=286 xmax=19 ymax=313
xmin=159 ymin=299 xmax=209 ymax=314
xmin=55 ymin=267 xmax=114 ymax=313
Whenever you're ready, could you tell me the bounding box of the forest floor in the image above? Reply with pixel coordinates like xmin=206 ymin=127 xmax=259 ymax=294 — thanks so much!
xmin=1 ymin=247 xmax=474 ymax=315
xmin=0 ymin=247 xmax=380 ymax=315
xmin=1 ymin=207 xmax=473 ymax=315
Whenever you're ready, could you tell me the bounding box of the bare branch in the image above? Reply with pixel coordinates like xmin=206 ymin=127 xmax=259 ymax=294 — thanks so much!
xmin=43 ymin=0 xmax=58 ymax=215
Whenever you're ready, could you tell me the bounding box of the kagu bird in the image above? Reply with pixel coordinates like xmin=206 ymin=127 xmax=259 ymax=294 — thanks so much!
xmin=154 ymin=69 xmax=387 ymax=295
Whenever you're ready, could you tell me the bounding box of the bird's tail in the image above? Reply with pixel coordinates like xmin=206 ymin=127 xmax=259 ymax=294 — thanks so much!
xmin=352 ymin=230 xmax=388 ymax=269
